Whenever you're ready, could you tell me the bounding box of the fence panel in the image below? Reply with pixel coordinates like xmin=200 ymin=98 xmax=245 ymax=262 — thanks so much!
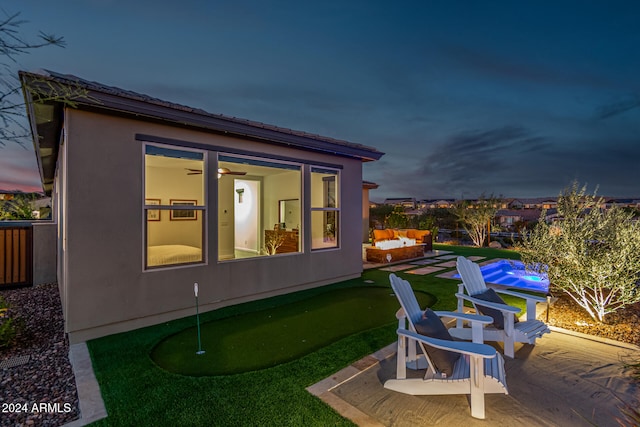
xmin=0 ymin=224 xmax=33 ymax=287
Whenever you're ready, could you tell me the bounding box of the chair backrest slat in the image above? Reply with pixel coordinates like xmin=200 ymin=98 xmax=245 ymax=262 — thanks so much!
xmin=389 ymin=273 xmax=423 ymax=327
xmin=389 ymin=273 xmax=438 ymax=374
xmin=456 ymin=256 xmax=487 ymax=296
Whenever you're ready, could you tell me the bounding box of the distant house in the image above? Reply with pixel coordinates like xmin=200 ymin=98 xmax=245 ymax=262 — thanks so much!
xmin=21 ymin=70 xmax=383 ymax=343
xmin=0 ymin=191 xmax=14 ymax=201
xmin=419 ymin=199 xmax=455 ymax=209
xmin=0 ymin=190 xmax=33 ymax=201
xmin=513 ymin=198 xmax=557 ymax=210
xmin=495 ymin=209 xmax=541 ymax=230
xmin=383 ymin=197 xmax=416 ymax=209
xmin=604 ymin=198 xmax=640 ymax=209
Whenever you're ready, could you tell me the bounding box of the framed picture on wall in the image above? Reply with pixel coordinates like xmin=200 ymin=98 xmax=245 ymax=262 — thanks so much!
xmin=146 ymin=199 xmax=161 ymax=221
xmin=170 ymin=199 xmax=197 ymax=220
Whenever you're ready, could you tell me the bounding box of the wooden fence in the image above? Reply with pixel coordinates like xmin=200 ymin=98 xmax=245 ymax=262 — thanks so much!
xmin=0 ymin=224 xmax=33 ymax=288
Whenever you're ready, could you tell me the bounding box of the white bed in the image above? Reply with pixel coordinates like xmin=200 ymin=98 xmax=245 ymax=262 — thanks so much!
xmin=147 ymin=244 xmax=202 ymax=267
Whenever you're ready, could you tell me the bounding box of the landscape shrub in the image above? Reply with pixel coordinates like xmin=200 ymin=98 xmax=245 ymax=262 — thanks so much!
xmin=518 ymin=181 xmax=640 ymax=323
xmin=0 ymin=297 xmax=17 ymax=348
xmin=386 ymin=205 xmax=409 ymax=228
xmin=418 ymin=215 xmax=439 ymax=242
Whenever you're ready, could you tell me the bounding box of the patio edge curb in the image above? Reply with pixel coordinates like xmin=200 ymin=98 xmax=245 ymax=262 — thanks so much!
xmin=62 ymin=342 xmax=108 ymax=427
xmin=548 ymin=325 xmax=640 ymax=351
xmin=306 ymin=344 xmax=396 ymax=427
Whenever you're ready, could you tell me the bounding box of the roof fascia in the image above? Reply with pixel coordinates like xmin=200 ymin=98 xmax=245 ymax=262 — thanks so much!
xmin=21 ymin=71 xmax=384 ymax=163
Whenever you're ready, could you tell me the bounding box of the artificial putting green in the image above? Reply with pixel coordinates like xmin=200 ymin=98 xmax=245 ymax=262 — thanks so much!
xmin=151 ymin=286 xmax=434 ymax=376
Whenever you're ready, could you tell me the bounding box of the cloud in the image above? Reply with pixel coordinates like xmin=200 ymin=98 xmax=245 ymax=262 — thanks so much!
xmin=0 ymin=144 xmax=42 ymax=192
xmin=420 ymin=126 xmax=548 ymax=187
xmin=367 ymin=126 xmax=541 ymax=198
xmin=438 ymin=42 xmax=614 ymax=90
xmin=595 ymin=93 xmax=640 ymax=119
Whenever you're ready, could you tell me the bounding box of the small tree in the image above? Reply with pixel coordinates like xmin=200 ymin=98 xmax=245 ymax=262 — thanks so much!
xmin=1 ymin=10 xmax=93 ymax=147
xmin=0 ymin=11 xmax=67 ymax=145
xmin=451 ymin=194 xmax=499 ymax=246
xmin=518 ymin=181 xmax=640 ymax=323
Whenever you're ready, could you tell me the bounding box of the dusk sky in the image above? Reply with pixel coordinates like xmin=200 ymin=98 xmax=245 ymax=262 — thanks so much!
xmin=2 ymin=1 xmax=639 ymax=200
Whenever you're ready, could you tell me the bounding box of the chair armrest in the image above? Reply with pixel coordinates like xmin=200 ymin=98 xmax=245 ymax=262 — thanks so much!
xmin=456 ymin=293 xmax=521 ymax=314
xmin=434 ymin=311 xmax=493 ymax=325
xmin=397 ymin=329 xmax=496 ymax=358
xmin=396 ymin=308 xmax=494 ymax=325
xmin=493 ymin=288 xmax=547 ymax=303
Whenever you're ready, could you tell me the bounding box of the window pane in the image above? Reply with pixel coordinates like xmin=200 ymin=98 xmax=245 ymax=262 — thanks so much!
xmin=311 ymin=167 xmax=339 ymax=250
xmin=146 ymin=211 xmax=203 ymax=267
xmin=218 ymin=155 xmax=301 ymax=260
xmin=311 ymin=210 xmax=338 ymax=249
xmin=145 ymin=146 xmax=204 ymax=203
xmin=145 ymin=144 xmax=205 ymax=268
xmin=311 ymin=168 xmax=339 ymax=208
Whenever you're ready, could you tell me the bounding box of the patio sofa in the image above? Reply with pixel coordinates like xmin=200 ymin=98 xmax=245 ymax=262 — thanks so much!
xmin=372 ymin=228 xmax=432 ymax=251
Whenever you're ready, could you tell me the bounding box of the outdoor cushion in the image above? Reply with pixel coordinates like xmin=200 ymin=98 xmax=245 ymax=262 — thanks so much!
xmin=407 ymin=229 xmax=430 ymax=243
xmin=474 ymin=288 xmax=520 ymax=329
xmin=414 ymin=309 xmax=460 ymax=376
xmin=414 ymin=230 xmax=430 ymax=242
xmin=373 ymin=229 xmax=395 ymax=242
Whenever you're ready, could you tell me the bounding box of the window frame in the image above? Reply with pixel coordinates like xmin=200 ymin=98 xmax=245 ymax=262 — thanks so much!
xmin=310 ymin=166 xmax=341 ymax=251
xmin=142 ymin=142 xmax=208 ymax=271
xmin=217 ymin=152 xmax=303 ymax=262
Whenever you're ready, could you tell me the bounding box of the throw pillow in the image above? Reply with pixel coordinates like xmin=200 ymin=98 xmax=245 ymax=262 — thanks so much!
xmin=473 ymin=288 xmax=520 ymax=329
xmin=414 ymin=309 xmax=460 ymax=377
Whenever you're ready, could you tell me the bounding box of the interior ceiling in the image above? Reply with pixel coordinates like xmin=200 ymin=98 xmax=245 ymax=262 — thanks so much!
xmin=146 ymin=155 xmax=201 ymax=170
xmin=145 ymin=155 xmax=293 ymax=177
xmin=218 ymin=162 xmax=289 ymax=177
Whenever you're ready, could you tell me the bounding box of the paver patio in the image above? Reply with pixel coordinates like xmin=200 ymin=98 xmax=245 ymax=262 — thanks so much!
xmin=309 ymin=329 xmax=640 ymax=426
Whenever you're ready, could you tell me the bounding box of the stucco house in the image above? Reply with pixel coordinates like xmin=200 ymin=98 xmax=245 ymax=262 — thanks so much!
xmin=20 ymin=70 xmax=383 ymax=343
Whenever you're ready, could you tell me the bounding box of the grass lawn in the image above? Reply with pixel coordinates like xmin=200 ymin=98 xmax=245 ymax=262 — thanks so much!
xmin=87 ymin=244 xmax=522 ymax=426
xmin=151 ymin=286 xmax=435 ymax=376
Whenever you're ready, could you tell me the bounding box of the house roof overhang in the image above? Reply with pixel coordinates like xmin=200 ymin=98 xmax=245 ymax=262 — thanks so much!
xmin=20 ymin=69 xmax=385 ymax=196
xmin=362 ymin=180 xmax=379 ymax=190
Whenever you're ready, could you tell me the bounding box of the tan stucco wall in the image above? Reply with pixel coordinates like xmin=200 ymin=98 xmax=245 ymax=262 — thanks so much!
xmin=32 ymin=222 xmax=57 ymax=285
xmin=61 ymin=109 xmax=365 ymax=343
xmin=362 ymin=188 xmax=370 ymax=243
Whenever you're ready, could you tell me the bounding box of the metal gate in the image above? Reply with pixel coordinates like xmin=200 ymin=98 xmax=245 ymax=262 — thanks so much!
xmin=0 ymin=224 xmax=33 ymax=288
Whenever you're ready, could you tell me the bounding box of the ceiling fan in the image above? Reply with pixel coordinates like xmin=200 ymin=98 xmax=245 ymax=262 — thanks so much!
xmin=217 ymin=167 xmax=246 ymax=178
xmin=184 ymin=167 xmax=247 ymax=177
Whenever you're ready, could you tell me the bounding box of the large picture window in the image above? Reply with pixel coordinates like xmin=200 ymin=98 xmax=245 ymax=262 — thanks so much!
xmin=218 ymin=154 xmax=301 ymax=260
xmin=311 ymin=167 xmax=339 ymax=250
xmin=144 ymin=144 xmax=205 ymax=268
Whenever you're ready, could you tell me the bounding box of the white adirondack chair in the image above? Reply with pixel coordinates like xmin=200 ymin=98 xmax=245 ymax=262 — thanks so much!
xmin=385 ymin=273 xmax=508 ymax=419
xmin=450 ymin=256 xmax=550 ymax=358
